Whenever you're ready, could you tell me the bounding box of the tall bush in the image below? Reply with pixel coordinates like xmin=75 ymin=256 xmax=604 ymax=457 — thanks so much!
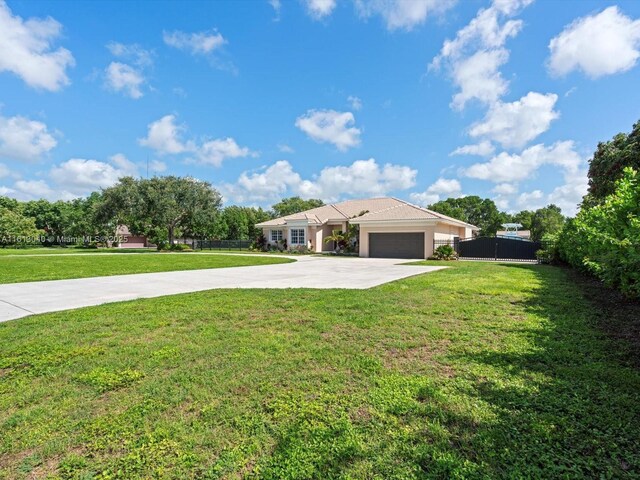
xmin=558 ymin=168 xmax=639 ymax=298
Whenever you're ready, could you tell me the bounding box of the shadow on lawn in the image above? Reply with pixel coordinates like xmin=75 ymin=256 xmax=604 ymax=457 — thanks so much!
xmin=424 ymin=264 xmax=640 ymax=478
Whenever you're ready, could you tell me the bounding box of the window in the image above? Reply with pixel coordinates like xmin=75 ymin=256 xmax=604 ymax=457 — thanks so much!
xmin=270 ymin=230 xmax=283 ymax=242
xmin=290 ymin=228 xmax=305 ymax=245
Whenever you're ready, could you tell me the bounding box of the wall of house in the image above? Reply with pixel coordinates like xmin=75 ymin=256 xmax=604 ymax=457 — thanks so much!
xmin=433 ymin=223 xmax=466 ymax=241
xmin=358 ymin=225 xmax=435 ymax=259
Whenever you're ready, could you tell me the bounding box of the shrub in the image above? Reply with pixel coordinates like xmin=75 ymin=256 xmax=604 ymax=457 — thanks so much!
xmin=252 ymin=234 xmax=268 ymax=252
xmin=169 ymin=243 xmax=192 ymax=252
xmin=558 ymin=168 xmax=640 ymax=298
xmin=432 ymin=244 xmax=458 ymax=261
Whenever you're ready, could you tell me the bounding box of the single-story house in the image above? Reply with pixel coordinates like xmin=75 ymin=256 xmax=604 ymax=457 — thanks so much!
xmin=256 ymin=197 xmax=479 ymax=259
xmin=115 ymin=225 xmax=150 ymax=248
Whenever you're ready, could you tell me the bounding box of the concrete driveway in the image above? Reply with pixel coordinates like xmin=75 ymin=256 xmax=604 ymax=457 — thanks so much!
xmin=0 ymin=255 xmax=445 ymax=323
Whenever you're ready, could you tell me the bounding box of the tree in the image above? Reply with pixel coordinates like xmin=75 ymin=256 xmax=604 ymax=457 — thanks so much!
xmin=530 ymin=204 xmax=565 ymax=241
xmin=586 ymin=120 xmax=640 ymax=205
xmin=428 ymin=196 xmax=506 ymax=236
xmin=98 ymin=176 xmax=222 ymax=247
xmin=558 ymin=168 xmax=640 ymax=298
xmin=272 ymin=197 xmax=324 ymax=217
xmin=0 ymin=207 xmax=43 ymax=245
xmin=509 ymin=210 xmax=534 ymax=231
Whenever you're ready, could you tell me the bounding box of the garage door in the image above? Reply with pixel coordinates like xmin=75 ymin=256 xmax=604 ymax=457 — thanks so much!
xmin=369 ymin=232 xmax=424 ymax=259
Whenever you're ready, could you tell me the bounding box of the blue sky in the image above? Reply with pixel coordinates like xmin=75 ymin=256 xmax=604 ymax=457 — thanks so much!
xmin=1 ymin=0 xmax=639 ymax=215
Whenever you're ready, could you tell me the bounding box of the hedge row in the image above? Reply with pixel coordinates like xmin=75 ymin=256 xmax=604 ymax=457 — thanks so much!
xmin=557 ymin=168 xmax=639 ymax=298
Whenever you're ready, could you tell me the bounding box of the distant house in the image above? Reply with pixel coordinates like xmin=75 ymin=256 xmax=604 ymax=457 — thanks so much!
xmin=256 ymin=197 xmax=479 ymax=259
xmin=115 ymin=225 xmax=150 ymax=248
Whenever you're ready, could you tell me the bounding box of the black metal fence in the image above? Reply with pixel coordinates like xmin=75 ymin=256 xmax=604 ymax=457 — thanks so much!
xmin=434 ymin=237 xmax=554 ymax=262
xmin=194 ymin=239 xmax=252 ymax=250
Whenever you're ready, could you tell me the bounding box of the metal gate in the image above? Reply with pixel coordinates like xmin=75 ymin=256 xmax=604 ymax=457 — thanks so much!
xmin=434 ymin=237 xmax=543 ymax=262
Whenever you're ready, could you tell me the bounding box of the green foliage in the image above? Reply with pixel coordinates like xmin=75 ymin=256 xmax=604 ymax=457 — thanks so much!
xmin=558 ymin=168 xmax=640 ymax=297
xmin=272 ymin=196 xmax=324 ymax=217
xmin=586 ymin=120 xmax=640 ymax=205
xmin=76 ymin=367 xmax=145 ymax=393
xmin=529 ymin=204 xmax=565 ymax=241
xmin=211 ymin=205 xmax=272 ymax=240
xmin=99 ymin=176 xmax=223 ymax=246
xmin=431 ymin=244 xmax=458 ymax=260
xmin=428 ymin=196 xmax=505 ymax=235
xmin=0 ymin=207 xmax=43 ymax=245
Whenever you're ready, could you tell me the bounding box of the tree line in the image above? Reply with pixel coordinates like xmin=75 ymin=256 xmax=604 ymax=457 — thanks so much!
xmin=0 ymin=178 xmax=327 ymax=248
xmin=556 ymin=120 xmax=639 ymax=298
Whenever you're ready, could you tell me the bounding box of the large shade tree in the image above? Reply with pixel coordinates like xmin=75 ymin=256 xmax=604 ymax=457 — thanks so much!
xmin=586 ymin=120 xmax=640 ymax=205
xmin=428 ymin=196 xmax=506 ymax=236
xmin=99 ymin=176 xmax=222 ymax=247
xmin=272 ymin=197 xmax=324 ymax=217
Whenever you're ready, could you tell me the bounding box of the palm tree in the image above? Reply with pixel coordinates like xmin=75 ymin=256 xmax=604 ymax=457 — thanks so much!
xmin=324 ymin=229 xmax=344 ymax=252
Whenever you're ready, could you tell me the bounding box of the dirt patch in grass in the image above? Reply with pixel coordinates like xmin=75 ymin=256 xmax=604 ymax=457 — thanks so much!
xmin=382 ymin=340 xmax=455 ymax=377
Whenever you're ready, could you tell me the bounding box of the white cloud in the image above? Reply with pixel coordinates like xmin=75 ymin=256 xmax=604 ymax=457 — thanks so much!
xmin=163 ymin=29 xmax=226 ymax=55
xmin=304 ymin=0 xmax=336 ymax=20
xmin=492 ymin=182 xmax=517 ymax=195
xmin=269 ymin=0 xmax=282 ymax=21
xmin=103 ymin=43 xmax=153 ymax=99
xmin=308 ymin=158 xmax=416 ymax=201
xmin=0 ymin=162 xmax=10 ymax=178
xmin=0 ymin=1 xmax=75 ymax=91
xmin=222 ymin=158 xmax=416 ymax=204
xmin=295 ymin=109 xmax=361 ymax=151
xmin=12 ymin=179 xmax=60 ymax=200
xmin=50 ymin=155 xmax=138 ymax=196
xmin=139 ymin=114 xmax=253 ymax=167
xmin=138 ymin=115 xmax=192 ymax=155
xmin=450 ymin=140 xmax=495 ymax=157
xmin=0 ymin=114 xmax=57 ymax=162
xmin=547 ymin=169 xmax=588 ymax=216
xmin=104 ymin=62 xmax=145 ymax=99
xmin=347 ymin=95 xmax=362 ymax=111
xmin=548 ymin=6 xmax=640 ymax=78
xmin=430 ymin=0 xmax=532 ymax=110
xmin=449 ymin=48 xmax=509 ymax=110
xmin=222 ymin=160 xmax=303 ymax=203
xmin=106 ymin=42 xmax=153 ymax=67
xmin=516 ymin=189 xmax=544 ymax=210
xmin=149 ymin=159 xmax=167 ymax=173
xmin=355 ymin=0 xmax=456 ymax=31
xmin=195 ymin=137 xmax=255 ymax=167
xmin=108 ymin=153 xmax=138 ymax=175
xmin=469 ymin=92 xmax=560 ymax=149
xmin=463 ymin=141 xmax=583 ymax=183
xmin=278 ymin=143 xmax=294 ymax=153
xmin=410 ymin=177 xmax=462 ymax=205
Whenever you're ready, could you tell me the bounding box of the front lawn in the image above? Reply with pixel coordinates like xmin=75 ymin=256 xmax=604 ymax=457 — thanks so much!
xmin=0 ymin=262 xmax=638 ymax=478
xmin=0 ymin=254 xmax=293 ymax=284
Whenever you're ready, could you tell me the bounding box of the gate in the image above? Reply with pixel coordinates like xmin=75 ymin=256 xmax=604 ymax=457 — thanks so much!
xmin=434 ymin=237 xmax=544 ymax=262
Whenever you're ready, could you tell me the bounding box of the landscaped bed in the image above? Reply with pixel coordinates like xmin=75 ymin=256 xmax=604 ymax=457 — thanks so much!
xmin=0 ymin=253 xmax=293 ymax=283
xmin=0 ymin=262 xmax=638 ymax=478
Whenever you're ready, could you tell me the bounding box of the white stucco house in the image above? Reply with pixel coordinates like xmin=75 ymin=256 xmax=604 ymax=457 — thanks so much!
xmin=256 ymin=197 xmax=479 ymax=259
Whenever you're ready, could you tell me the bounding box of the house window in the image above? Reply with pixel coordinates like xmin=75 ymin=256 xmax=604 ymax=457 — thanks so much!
xmin=290 ymin=228 xmax=305 ymax=245
xmin=270 ymin=230 xmax=283 ymax=242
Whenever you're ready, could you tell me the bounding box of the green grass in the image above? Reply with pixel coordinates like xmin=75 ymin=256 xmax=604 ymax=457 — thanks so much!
xmin=0 ymin=247 xmax=157 ymax=255
xmin=0 ymin=262 xmax=639 ymax=478
xmin=0 ymin=254 xmax=293 ymax=283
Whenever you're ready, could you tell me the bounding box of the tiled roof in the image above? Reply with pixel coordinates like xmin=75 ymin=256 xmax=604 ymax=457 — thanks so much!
xmin=256 ymin=197 xmax=479 ymax=229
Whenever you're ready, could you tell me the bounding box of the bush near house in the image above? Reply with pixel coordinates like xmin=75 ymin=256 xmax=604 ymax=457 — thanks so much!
xmin=430 ymin=244 xmax=458 ymax=261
